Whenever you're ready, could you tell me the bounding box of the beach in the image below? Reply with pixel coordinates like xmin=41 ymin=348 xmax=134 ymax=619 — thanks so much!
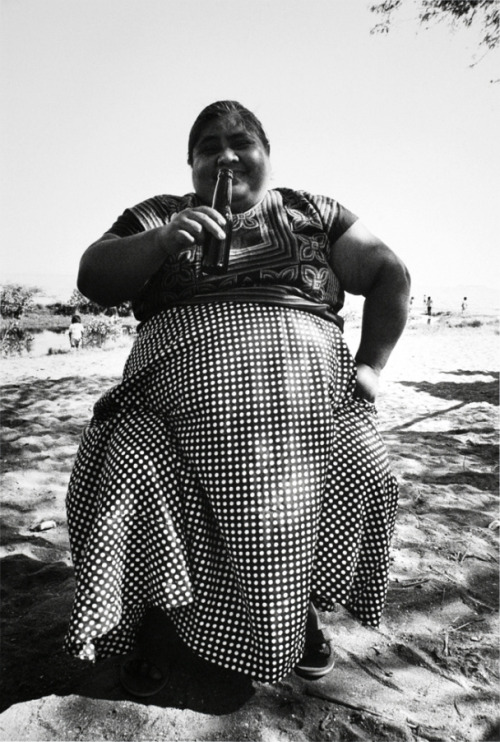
xmin=1 ymin=309 xmax=498 ymax=742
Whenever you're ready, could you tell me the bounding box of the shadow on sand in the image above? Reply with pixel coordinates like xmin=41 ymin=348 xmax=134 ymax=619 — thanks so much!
xmin=398 ymin=369 xmax=499 ymax=406
xmin=0 ymin=555 xmax=254 ymax=715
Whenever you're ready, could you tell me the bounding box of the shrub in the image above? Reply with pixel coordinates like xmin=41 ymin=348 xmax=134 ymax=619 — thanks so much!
xmin=46 ymin=302 xmax=75 ymax=317
xmin=0 ymin=284 xmax=40 ymax=319
xmin=451 ymin=319 xmax=484 ymax=329
xmin=84 ymin=316 xmax=124 ymax=348
xmin=1 ymin=322 xmax=33 ymax=355
xmin=63 ymin=290 xmax=133 ymax=317
xmin=68 ymin=289 xmax=104 ymax=316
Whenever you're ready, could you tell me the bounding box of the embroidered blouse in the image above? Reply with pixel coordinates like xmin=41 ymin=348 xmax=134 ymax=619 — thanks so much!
xmin=108 ymin=188 xmax=357 ymax=325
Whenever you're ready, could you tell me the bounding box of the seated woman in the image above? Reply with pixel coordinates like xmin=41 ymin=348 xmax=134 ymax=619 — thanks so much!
xmin=64 ymin=100 xmax=411 ymax=696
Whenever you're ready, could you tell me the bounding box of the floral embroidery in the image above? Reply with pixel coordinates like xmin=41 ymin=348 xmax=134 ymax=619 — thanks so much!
xmin=116 ymin=188 xmax=356 ymax=321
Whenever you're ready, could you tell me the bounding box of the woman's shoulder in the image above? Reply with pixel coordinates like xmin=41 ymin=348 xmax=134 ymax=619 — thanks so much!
xmin=270 ymin=188 xmax=358 ymax=239
xmin=111 ymin=193 xmax=200 ymax=234
xmin=269 ymin=187 xmax=339 ymax=217
xmin=273 ymin=187 xmax=341 ymax=207
xmin=130 ymin=193 xmax=199 ymax=220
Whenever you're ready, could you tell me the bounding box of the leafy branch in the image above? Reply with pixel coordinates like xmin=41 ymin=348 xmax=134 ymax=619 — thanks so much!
xmin=370 ymin=0 xmax=500 ymax=63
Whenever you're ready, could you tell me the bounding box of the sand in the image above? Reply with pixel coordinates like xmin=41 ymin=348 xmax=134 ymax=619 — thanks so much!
xmin=1 ymin=310 xmax=498 ymax=742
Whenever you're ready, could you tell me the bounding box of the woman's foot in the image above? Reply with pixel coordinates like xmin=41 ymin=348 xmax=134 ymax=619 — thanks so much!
xmin=294 ymin=602 xmax=335 ymax=680
xmin=120 ymin=652 xmax=170 ymax=697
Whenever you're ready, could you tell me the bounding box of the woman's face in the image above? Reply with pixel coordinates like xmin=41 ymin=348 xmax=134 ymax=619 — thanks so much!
xmin=191 ymin=115 xmax=271 ymax=213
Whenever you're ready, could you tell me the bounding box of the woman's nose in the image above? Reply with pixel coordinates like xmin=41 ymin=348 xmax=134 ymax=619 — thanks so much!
xmin=217 ymin=148 xmax=238 ymax=165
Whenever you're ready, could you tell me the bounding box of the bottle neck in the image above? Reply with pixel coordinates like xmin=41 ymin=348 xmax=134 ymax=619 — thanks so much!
xmin=212 ymin=170 xmax=233 ymax=210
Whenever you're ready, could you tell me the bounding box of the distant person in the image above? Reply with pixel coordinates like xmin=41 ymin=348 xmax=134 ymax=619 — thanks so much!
xmin=68 ymin=314 xmax=84 ymax=350
xmin=409 ymin=296 xmax=414 ymax=309
xmin=461 ymin=297 xmax=468 ymax=312
xmin=426 ymin=296 xmax=433 ymax=316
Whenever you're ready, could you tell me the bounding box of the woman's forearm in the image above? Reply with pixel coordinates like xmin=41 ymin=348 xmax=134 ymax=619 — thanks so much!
xmin=77 ymin=227 xmax=171 ymax=307
xmin=77 ymin=206 xmax=227 ymax=307
xmin=355 ymin=260 xmax=411 ymax=372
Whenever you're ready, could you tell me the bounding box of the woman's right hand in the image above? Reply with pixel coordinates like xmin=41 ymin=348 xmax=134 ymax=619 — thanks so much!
xmin=163 ymin=206 xmax=227 ymax=253
xmin=78 ymin=206 xmax=230 ymax=307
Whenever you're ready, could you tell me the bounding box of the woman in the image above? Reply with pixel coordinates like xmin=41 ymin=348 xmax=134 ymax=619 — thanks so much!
xmin=65 ymin=101 xmax=410 ymax=696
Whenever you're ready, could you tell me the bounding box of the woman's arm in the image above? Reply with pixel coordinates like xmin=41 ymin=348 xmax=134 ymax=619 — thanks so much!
xmin=77 ymin=206 xmax=227 ymax=307
xmin=78 ymin=228 xmax=169 ymax=307
xmin=330 ymin=220 xmax=411 ymax=401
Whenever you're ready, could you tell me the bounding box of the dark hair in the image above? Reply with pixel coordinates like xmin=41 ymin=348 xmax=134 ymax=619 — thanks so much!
xmin=72 ymin=314 xmax=81 ymax=323
xmin=187 ymin=100 xmax=270 ymax=165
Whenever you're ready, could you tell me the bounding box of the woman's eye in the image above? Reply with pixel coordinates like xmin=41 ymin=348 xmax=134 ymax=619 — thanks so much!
xmin=195 ymin=137 xmax=254 ymax=157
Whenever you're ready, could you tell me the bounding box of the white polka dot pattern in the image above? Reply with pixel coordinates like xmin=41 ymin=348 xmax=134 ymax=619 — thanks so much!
xmin=64 ymin=303 xmax=398 ymax=681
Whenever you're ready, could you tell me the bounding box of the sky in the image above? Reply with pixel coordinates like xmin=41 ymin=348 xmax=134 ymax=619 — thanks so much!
xmin=1 ymin=0 xmax=499 ymax=305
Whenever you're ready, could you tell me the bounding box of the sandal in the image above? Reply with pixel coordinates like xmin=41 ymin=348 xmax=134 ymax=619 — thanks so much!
xmin=120 ymin=652 xmax=170 ymax=697
xmin=294 ymin=626 xmax=335 ymax=680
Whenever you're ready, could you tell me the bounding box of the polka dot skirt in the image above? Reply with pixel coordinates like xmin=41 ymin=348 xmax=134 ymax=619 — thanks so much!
xmin=64 ymin=303 xmax=398 ymax=682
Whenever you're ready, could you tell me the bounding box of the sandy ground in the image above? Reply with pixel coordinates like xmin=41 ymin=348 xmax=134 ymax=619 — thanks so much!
xmin=1 ymin=310 xmax=498 ymax=742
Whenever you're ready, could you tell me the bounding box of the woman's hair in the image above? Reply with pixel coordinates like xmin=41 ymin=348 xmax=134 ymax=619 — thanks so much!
xmin=187 ymin=100 xmax=270 ymax=165
xmin=72 ymin=314 xmax=81 ymax=323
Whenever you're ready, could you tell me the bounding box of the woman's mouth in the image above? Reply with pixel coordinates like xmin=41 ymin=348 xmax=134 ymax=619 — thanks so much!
xmin=231 ymin=171 xmax=246 ymax=183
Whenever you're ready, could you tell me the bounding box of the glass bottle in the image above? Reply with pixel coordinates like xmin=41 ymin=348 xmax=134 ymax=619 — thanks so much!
xmin=201 ymin=167 xmax=233 ymax=274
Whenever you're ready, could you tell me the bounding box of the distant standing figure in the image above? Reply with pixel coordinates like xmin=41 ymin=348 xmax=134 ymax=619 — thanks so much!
xmin=426 ymin=296 xmax=433 ymax=316
xmin=68 ymin=314 xmax=84 ymax=349
xmin=461 ymin=297 xmax=468 ymax=312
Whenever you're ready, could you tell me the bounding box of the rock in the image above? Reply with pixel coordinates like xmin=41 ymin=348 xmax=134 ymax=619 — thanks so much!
xmin=30 ymin=521 xmax=57 ymax=532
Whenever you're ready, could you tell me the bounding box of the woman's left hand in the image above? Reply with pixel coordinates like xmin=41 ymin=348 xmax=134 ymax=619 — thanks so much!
xmin=354 ymin=362 xmax=380 ymax=403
